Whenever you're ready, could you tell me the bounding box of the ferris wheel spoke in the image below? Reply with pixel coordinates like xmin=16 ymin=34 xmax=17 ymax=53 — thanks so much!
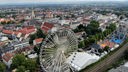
xmin=46 ymin=43 xmax=57 ymax=49
xmin=42 ymin=55 xmax=53 ymax=61
xmin=52 ymin=51 xmax=65 ymax=72
xmin=43 ymin=48 xmax=56 ymax=51
xmin=43 ymin=49 xmax=55 ymax=53
xmin=47 ymin=38 xmax=58 ymax=48
xmin=42 ymin=50 xmax=55 ymax=54
xmin=45 ymin=61 xmax=52 ymax=68
xmin=44 ymin=58 xmax=52 ymax=66
xmin=48 ymin=35 xmax=58 ymax=45
xmin=42 ymin=51 xmax=55 ymax=55
xmin=44 ymin=61 xmax=52 ymax=69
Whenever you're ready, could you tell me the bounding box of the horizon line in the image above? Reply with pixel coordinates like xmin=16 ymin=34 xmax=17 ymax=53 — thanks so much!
xmin=0 ymin=1 xmax=127 ymax=5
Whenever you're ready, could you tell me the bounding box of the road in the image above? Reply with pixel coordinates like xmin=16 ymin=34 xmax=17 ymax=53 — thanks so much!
xmin=83 ymin=42 xmax=128 ymax=72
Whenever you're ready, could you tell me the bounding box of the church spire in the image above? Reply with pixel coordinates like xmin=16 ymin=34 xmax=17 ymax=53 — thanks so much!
xmin=31 ymin=7 xmax=35 ymax=19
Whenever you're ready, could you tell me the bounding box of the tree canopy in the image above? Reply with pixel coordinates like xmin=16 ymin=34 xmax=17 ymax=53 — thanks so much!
xmin=11 ymin=54 xmax=26 ymax=69
xmin=106 ymin=23 xmax=116 ymax=31
xmin=29 ymin=28 xmax=46 ymax=45
xmin=85 ymin=20 xmax=101 ymax=35
xmin=11 ymin=54 xmax=37 ymax=72
xmin=0 ymin=62 xmax=6 ymax=72
xmin=16 ymin=66 xmax=26 ymax=72
xmin=103 ymin=46 xmax=110 ymax=52
xmin=78 ymin=22 xmax=116 ymax=49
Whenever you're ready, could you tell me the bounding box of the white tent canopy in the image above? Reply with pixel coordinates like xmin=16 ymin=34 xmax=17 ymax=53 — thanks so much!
xmin=66 ymin=52 xmax=100 ymax=71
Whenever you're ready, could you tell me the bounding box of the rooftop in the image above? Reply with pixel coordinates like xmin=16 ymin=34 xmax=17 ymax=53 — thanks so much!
xmin=2 ymin=52 xmax=13 ymax=62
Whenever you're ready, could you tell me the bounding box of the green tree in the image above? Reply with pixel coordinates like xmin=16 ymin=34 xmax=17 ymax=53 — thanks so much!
xmin=73 ymin=24 xmax=85 ymax=33
xmin=84 ymin=39 xmax=92 ymax=47
xmin=16 ymin=66 xmax=26 ymax=72
xmin=103 ymin=46 xmax=110 ymax=52
xmin=85 ymin=20 xmax=101 ymax=35
xmin=0 ymin=62 xmax=6 ymax=72
xmin=124 ymin=50 xmax=128 ymax=60
xmin=11 ymin=54 xmax=26 ymax=69
xmin=78 ymin=41 xmax=85 ymax=48
xmin=29 ymin=34 xmax=37 ymax=44
xmin=34 ymin=46 xmax=40 ymax=55
xmin=71 ymin=14 xmax=75 ymax=18
xmin=107 ymin=23 xmax=116 ymax=31
xmin=36 ymin=28 xmax=46 ymax=38
xmin=11 ymin=54 xmax=37 ymax=72
xmin=98 ymin=49 xmax=104 ymax=54
xmin=88 ymin=38 xmax=95 ymax=43
xmin=25 ymin=59 xmax=37 ymax=72
xmin=29 ymin=28 xmax=46 ymax=45
xmin=90 ymin=20 xmax=99 ymax=28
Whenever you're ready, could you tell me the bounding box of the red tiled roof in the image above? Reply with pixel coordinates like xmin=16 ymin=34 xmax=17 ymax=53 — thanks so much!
xmin=25 ymin=26 xmax=35 ymax=29
xmin=43 ymin=22 xmax=54 ymax=29
xmin=0 ymin=42 xmax=6 ymax=46
xmin=0 ymin=26 xmax=3 ymax=30
xmin=2 ymin=53 xmax=13 ymax=62
xmin=18 ymin=26 xmax=36 ymax=34
xmin=41 ymin=26 xmax=49 ymax=33
xmin=14 ymin=31 xmax=21 ymax=35
xmin=41 ymin=22 xmax=54 ymax=33
xmin=14 ymin=46 xmax=34 ymax=54
xmin=34 ymin=38 xmax=43 ymax=43
xmin=83 ymin=19 xmax=90 ymax=22
xmin=101 ymin=40 xmax=115 ymax=48
xmin=2 ymin=30 xmax=13 ymax=35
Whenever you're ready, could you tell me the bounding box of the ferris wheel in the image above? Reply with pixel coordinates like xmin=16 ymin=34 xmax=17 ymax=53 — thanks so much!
xmin=111 ymin=23 xmax=128 ymax=44
xmin=39 ymin=29 xmax=78 ymax=72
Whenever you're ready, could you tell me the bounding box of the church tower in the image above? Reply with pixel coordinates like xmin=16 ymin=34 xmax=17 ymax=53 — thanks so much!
xmin=31 ymin=7 xmax=35 ymax=19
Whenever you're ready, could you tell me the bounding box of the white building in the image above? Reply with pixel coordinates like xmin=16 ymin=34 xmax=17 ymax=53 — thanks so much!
xmin=59 ymin=20 xmax=70 ymax=26
xmin=0 ymin=37 xmax=8 ymax=41
xmin=70 ymin=21 xmax=81 ymax=29
xmin=28 ymin=53 xmax=37 ymax=59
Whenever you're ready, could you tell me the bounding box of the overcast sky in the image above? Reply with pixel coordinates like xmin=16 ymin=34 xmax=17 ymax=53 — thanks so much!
xmin=0 ymin=0 xmax=127 ymax=4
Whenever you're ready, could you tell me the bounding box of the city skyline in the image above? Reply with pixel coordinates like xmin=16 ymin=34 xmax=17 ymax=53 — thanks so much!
xmin=0 ymin=0 xmax=127 ymax=4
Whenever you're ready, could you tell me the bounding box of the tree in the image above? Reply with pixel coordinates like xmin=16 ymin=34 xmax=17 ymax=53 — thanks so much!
xmin=73 ymin=24 xmax=85 ymax=33
xmin=29 ymin=34 xmax=37 ymax=44
xmin=16 ymin=66 xmax=26 ymax=72
xmin=34 ymin=46 xmax=40 ymax=55
xmin=78 ymin=41 xmax=85 ymax=48
xmin=11 ymin=54 xmax=37 ymax=72
xmin=11 ymin=54 xmax=26 ymax=69
xmin=90 ymin=20 xmax=99 ymax=28
xmin=29 ymin=28 xmax=46 ymax=45
xmin=120 ymin=16 xmax=124 ymax=20
xmin=0 ymin=62 xmax=6 ymax=72
xmin=88 ymin=38 xmax=95 ymax=43
xmin=1 ymin=21 xmax=6 ymax=24
xmin=98 ymin=49 xmax=104 ymax=54
xmin=85 ymin=20 xmax=101 ymax=35
xmin=36 ymin=28 xmax=46 ymax=38
xmin=107 ymin=23 xmax=116 ymax=31
xmin=124 ymin=50 xmax=128 ymax=60
xmin=25 ymin=59 xmax=37 ymax=72
xmin=84 ymin=39 xmax=92 ymax=47
xmin=78 ymin=24 xmax=85 ymax=30
xmin=103 ymin=46 xmax=110 ymax=52
xmin=71 ymin=14 xmax=75 ymax=18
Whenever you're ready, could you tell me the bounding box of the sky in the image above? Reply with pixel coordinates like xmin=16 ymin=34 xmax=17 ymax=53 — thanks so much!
xmin=0 ymin=0 xmax=127 ymax=4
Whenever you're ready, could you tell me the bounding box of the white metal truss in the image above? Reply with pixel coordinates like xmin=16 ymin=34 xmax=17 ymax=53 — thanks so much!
xmin=40 ymin=29 xmax=78 ymax=72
